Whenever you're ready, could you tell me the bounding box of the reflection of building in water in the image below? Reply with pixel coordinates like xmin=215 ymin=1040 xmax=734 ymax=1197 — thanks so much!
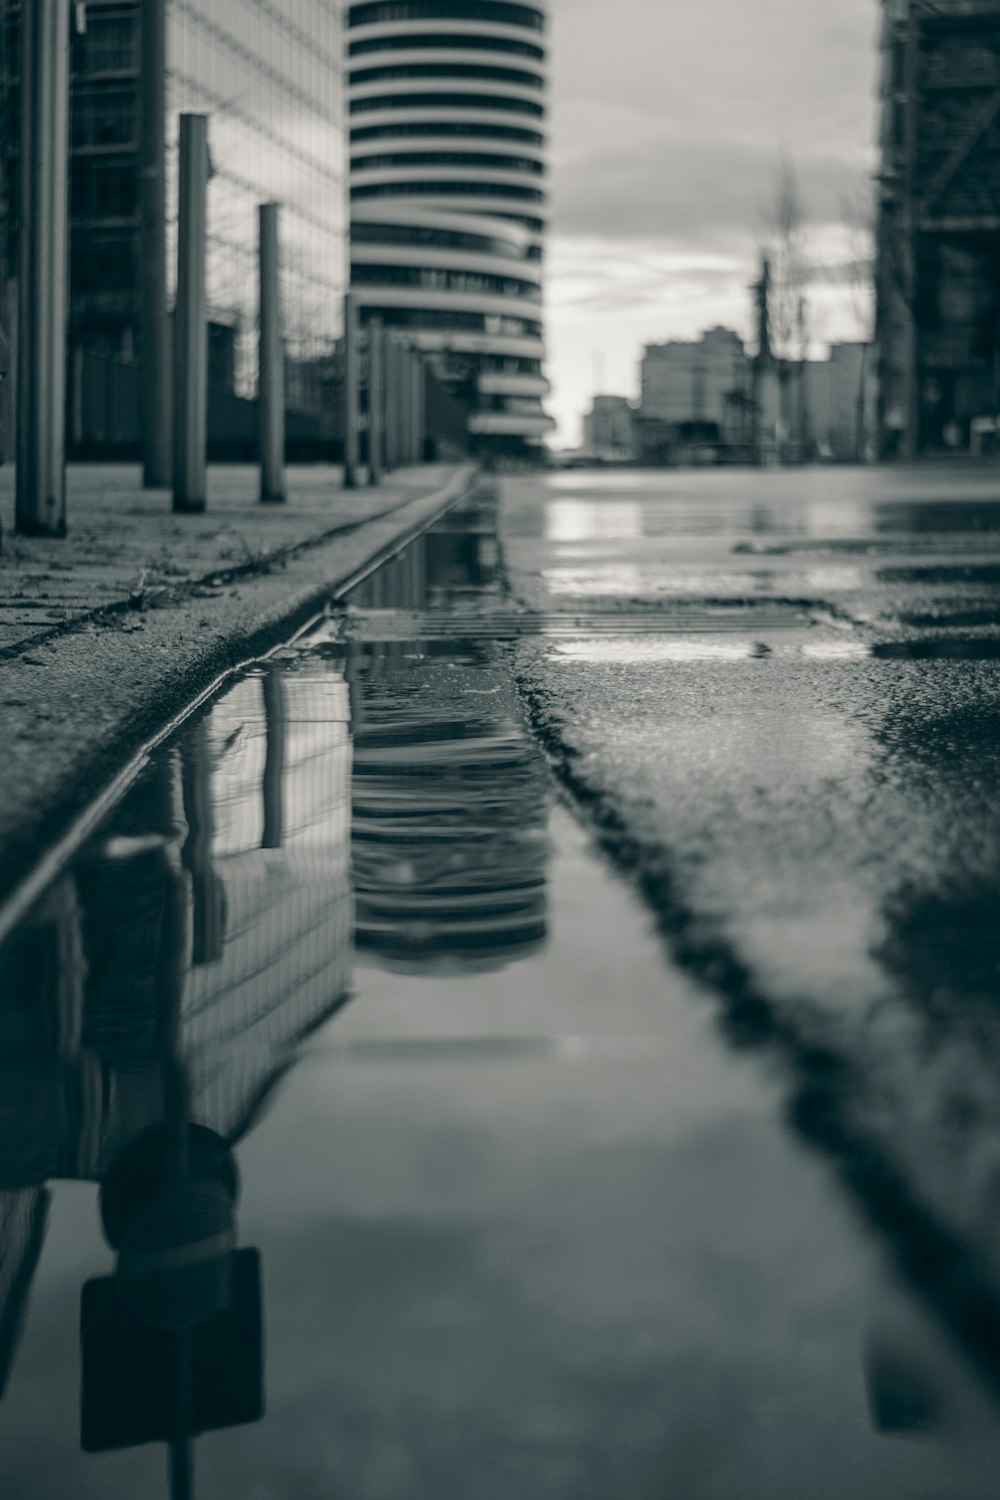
xmin=345 ymin=493 xmax=548 ymax=972
xmin=0 ymin=666 xmax=353 ymax=1391
xmin=0 ymin=1188 xmax=48 ymax=1397
xmin=351 ymin=648 xmax=548 ymax=971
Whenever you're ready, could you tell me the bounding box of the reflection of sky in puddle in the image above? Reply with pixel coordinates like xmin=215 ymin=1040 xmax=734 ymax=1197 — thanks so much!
xmin=554 ymin=638 xmax=877 ymax=663
xmin=802 ymin=499 xmax=872 ymax=537
xmin=805 ymin=567 xmax=867 ymax=591
xmin=543 ymin=567 xmax=775 ymax=596
xmin=545 ymin=500 xmax=644 ymax=543
xmin=553 ymin=638 xmax=760 ymax=663
xmin=801 ymin=640 xmax=872 ymax=660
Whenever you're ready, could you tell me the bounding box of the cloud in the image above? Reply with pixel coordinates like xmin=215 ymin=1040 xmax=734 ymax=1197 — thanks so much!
xmin=552 ymin=138 xmax=874 ymax=247
xmin=541 ymin=0 xmax=881 ymax=441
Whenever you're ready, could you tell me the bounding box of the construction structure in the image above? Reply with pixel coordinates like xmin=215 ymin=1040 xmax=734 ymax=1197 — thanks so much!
xmin=344 ymin=0 xmax=554 ymax=458
xmin=876 ymin=0 xmax=1000 ymax=458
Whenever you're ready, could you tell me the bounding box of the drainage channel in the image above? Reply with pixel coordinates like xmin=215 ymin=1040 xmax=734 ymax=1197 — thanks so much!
xmin=0 ymin=489 xmax=997 ymax=1498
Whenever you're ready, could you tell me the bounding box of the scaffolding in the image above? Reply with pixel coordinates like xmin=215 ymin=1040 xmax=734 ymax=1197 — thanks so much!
xmin=876 ymin=0 xmax=1000 ymax=456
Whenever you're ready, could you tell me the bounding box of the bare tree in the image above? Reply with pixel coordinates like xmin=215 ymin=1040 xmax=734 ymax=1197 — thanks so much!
xmin=759 ymin=156 xmax=810 ymax=461
xmin=838 ymin=176 xmax=877 ymax=461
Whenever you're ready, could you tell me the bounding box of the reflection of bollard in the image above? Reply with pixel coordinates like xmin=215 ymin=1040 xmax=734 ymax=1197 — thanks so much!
xmin=16 ymin=0 xmax=70 ymax=537
xmin=258 ymin=204 xmax=286 ymax=504
xmin=261 ymin=670 xmax=286 ymax=850
xmin=368 ymin=318 xmax=384 ymax=486
xmin=173 ymin=114 xmax=210 ymax=514
xmin=101 ymin=1124 xmax=239 ymax=1331
xmin=343 ymin=292 xmax=361 ymax=489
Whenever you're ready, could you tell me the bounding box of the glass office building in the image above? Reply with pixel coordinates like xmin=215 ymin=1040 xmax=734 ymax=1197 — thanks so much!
xmin=0 ymin=0 xmax=343 ymax=451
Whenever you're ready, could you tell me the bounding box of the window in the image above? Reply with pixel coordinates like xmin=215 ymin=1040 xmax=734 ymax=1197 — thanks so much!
xmin=72 ymin=85 xmax=138 ymax=149
xmin=71 ymin=234 xmax=137 ymax=293
xmin=350 ymin=63 xmax=544 ymax=89
xmin=81 ymin=13 xmax=138 ymax=74
xmin=351 ymin=121 xmax=545 ymax=146
xmin=350 ymin=90 xmax=545 ymax=117
xmin=353 ymin=263 xmax=540 ymax=299
xmin=350 ymin=179 xmax=545 ymax=203
xmin=350 ymin=32 xmax=545 ymax=60
xmin=71 ymin=158 xmax=139 ymax=220
xmin=352 ymin=150 xmax=544 ymax=174
xmin=366 ymin=306 xmax=542 ymax=336
xmin=352 ymin=221 xmax=528 ymax=258
xmin=348 ymin=3 xmax=545 ymax=31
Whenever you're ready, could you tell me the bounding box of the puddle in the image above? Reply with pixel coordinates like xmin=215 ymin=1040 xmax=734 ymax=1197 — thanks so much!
xmin=2 ymin=488 xmax=1000 ymax=1495
xmin=872 ymin=637 xmax=1000 ymax=661
xmin=878 ymin=563 xmax=1000 ymax=586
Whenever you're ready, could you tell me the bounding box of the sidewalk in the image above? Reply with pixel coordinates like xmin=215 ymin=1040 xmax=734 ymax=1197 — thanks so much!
xmin=0 ymin=463 xmax=465 ymax=656
xmin=0 ymin=460 xmax=479 ymax=917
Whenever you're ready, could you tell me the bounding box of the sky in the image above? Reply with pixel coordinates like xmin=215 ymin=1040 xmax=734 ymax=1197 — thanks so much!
xmin=545 ymin=0 xmax=881 ymax=445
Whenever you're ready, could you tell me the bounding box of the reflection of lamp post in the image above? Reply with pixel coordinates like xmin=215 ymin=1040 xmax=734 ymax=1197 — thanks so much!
xmin=181 ymin=726 xmax=226 ymax=966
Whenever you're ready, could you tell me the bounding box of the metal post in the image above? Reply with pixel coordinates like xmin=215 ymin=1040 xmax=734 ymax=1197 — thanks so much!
xmin=367 ymin=317 xmax=384 ymax=486
xmin=258 ymin=203 xmax=286 ymax=503
xmin=16 ymin=0 xmax=70 ymax=537
xmin=173 ymin=115 xmax=210 ymax=514
xmin=411 ymin=349 xmax=425 ymax=464
xmin=384 ymin=333 xmax=399 ymax=472
xmin=398 ymin=346 xmax=412 ymax=466
xmin=140 ymin=0 xmax=170 ymax=487
xmin=343 ymin=291 xmax=360 ymax=488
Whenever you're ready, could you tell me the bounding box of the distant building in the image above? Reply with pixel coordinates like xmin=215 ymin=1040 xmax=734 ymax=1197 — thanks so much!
xmin=804 ymin=343 xmax=877 ymax=463
xmin=582 ymin=394 xmax=635 ymax=460
xmin=636 ymin=327 xmax=751 ymax=463
xmin=641 ymin=328 xmax=748 ymax=424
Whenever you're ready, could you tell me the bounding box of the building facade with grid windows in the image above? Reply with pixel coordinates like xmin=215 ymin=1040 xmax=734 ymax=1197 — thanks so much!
xmin=0 ymin=0 xmax=343 ymax=455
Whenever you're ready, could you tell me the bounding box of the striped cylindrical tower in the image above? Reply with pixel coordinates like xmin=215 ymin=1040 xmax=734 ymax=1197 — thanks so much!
xmin=345 ymin=1 xmax=553 ymax=455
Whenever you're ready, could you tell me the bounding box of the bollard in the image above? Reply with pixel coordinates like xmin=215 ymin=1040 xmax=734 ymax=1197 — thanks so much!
xmin=140 ymin=0 xmax=171 ymax=488
xmin=383 ymin=333 xmax=399 ymax=473
xmin=411 ymin=349 xmax=425 ymax=465
xmin=16 ymin=0 xmax=70 ymax=537
xmin=343 ymin=292 xmax=360 ymax=488
xmin=398 ymin=345 xmax=412 ymax=467
xmin=404 ymin=347 xmax=419 ymax=465
xmin=173 ymin=115 xmax=210 ymax=514
xmin=258 ymin=204 xmax=286 ymax=503
xmin=367 ymin=318 xmax=384 ymax=486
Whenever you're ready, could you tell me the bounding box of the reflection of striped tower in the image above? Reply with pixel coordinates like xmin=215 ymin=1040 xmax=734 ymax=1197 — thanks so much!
xmin=345 ymin=1 xmax=553 ymax=456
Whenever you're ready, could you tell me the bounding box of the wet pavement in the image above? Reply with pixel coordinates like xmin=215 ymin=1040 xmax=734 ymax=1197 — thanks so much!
xmin=503 ymin=466 xmax=1000 ymax=1448
xmin=2 ymin=473 xmax=1000 ymax=1495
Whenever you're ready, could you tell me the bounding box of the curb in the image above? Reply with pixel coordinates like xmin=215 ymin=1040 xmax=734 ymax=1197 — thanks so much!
xmin=0 ymin=463 xmax=482 ymax=939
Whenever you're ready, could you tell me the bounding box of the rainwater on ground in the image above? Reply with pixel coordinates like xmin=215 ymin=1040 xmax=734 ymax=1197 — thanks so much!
xmin=1 ymin=482 xmax=999 ymax=1497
